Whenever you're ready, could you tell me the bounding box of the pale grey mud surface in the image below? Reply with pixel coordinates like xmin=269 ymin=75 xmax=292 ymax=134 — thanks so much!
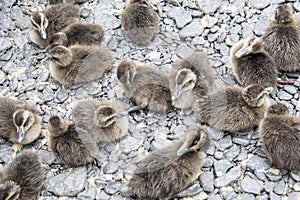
xmin=0 ymin=0 xmax=300 ymax=199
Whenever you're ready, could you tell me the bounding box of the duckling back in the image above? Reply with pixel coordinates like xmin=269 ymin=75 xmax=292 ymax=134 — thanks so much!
xmin=121 ymin=0 xmax=160 ymax=45
xmin=0 ymin=150 xmax=44 ymax=200
xmin=262 ymin=5 xmax=300 ymax=72
xmin=50 ymin=22 xmax=104 ymax=47
xmin=29 ymin=3 xmax=80 ymax=48
xmin=49 ymin=45 xmax=114 ymax=85
xmin=259 ymin=103 xmax=300 ymax=171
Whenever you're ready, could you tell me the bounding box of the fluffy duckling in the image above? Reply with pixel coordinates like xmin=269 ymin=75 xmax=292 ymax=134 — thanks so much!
xmin=49 ymin=45 xmax=114 ymax=85
xmin=262 ymin=4 xmax=300 ymax=72
xmin=128 ymin=125 xmax=211 ymax=199
xmin=0 ymin=149 xmax=45 ymax=200
xmin=121 ymin=0 xmax=160 ymax=45
xmin=230 ymin=36 xmax=278 ymax=88
xmin=259 ymin=103 xmax=300 ymax=171
xmin=193 ymin=84 xmax=270 ymax=133
xmin=48 ymin=115 xmax=98 ymax=167
xmin=0 ymin=97 xmax=41 ymax=145
xmin=169 ymin=52 xmax=216 ymax=111
xmin=29 ymin=3 xmax=80 ymax=48
xmin=73 ymin=99 xmax=129 ymax=143
xmin=50 ymin=22 xmax=104 ymax=47
xmin=117 ymin=59 xmax=172 ymax=114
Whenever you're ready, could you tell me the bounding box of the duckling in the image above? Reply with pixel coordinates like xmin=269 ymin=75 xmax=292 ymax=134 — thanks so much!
xmin=128 ymin=125 xmax=211 ymax=199
xmin=121 ymin=0 xmax=160 ymax=45
xmin=230 ymin=36 xmax=278 ymax=88
xmin=0 ymin=149 xmax=45 ymax=200
xmin=49 ymin=45 xmax=114 ymax=85
xmin=169 ymin=52 xmax=216 ymax=111
xmin=73 ymin=99 xmax=129 ymax=143
xmin=0 ymin=181 xmax=21 ymax=200
xmin=193 ymin=84 xmax=270 ymax=133
xmin=262 ymin=4 xmax=300 ymax=72
xmin=0 ymin=97 xmax=41 ymax=145
xmin=117 ymin=59 xmax=172 ymax=114
xmin=50 ymin=22 xmax=104 ymax=47
xmin=259 ymin=103 xmax=300 ymax=171
xmin=29 ymin=3 xmax=80 ymax=48
xmin=48 ymin=115 xmax=98 ymax=167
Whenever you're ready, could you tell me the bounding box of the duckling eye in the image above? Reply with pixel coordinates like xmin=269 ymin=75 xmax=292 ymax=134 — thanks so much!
xmin=193 ymin=139 xmax=199 ymax=146
xmin=183 ymin=80 xmax=194 ymax=88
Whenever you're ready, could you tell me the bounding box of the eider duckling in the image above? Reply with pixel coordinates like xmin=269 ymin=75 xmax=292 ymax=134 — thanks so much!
xmin=121 ymin=0 xmax=160 ymax=45
xmin=29 ymin=3 xmax=80 ymax=48
xmin=0 ymin=149 xmax=45 ymax=200
xmin=49 ymin=45 xmax=114 ymax=85
xmin=48 ymin=115 xmax=98 ymax=167
xmin=259 ymin=103 xmax=300 ymax=171
xmin=169 ymin=51 xmax=216 ymax=111
xmin=0 ymin=97 xmax=41 ymax=145
xmin=230 ymin=36 xmax=278 ymax=88
xmin=193 ymin=84 xmax=270 ymax=133
xmin=128 ymin=125 xmax=211 ymax=199
xmin=262 ymin=4 xmax=300 ymax=72
xmin=50 ymin=22 xmax=104 ymax=47
xmin=117 ymin=59 xmax=172 ymax=114
xmin=73 ymin=99 xmax=129 ymax=143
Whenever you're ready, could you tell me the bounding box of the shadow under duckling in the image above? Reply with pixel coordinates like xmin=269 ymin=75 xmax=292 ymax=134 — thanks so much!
xmin=48 ymin=115 xmax=98 ymax=167
xmin=117 ymin=59 xmax=173 ymax=114
xmin=230 ymin=36 xmax=278 ymax=88
xmin=169 ymin=51 xmax=216 ymax=111
xmin=128 ymin=125 xmax=211 ymax=199
xmin=193 ymin=84 xmax=270 ymax=133
xmin=73 ymin=99 xmax=129 ymax=143
xmin=259 ymin=103 xmax=300 ymax=171
xmin=262 ymin=4 xmax=300 ymax=72
xmin=0 ymin=97 xmax=41 ymax=145
xmin=121 ymin=0 xmax=160 ymax=45
xmin=0 ymin=149 xmax=45 ymax=200
xmin=49 ymin=44 xmax=114 ymax=85
xmin=29 ymin=3 xmax=80 ymax=48
xmin=50 ymin=22 xmax=104 ymax=47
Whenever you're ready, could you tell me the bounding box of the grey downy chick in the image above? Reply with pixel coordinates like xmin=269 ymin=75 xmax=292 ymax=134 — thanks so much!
xmin=259 ymin=103 xmax=300 ymax=171
xmin=48 ymin=115 xmax=98 ymax=167
xmin=231 ymin=36 xmax=278 ymax=88
xmin=121 ymin=0 xmax=160 ymax=45
xmin=117 ymin=59 xmax=173 ymax=114
xmin=0 ymin=97 xmax=41 ymax=145
xmin=128 ymin=125 xmax=211 ymax=199
xmin=262 ymin=4 xmax=300 ymax=72
xmin=73 ymin=99 xmax=129 ymax=143
xmin=49 ymin=44 xmax=114 ymax=85
xmin=193 ymin=84 xmax=270 ymax=133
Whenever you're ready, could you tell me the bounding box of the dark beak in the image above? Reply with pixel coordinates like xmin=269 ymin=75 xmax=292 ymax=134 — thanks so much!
xmin=17 ymin=128 xmax=24 ymax=143
xmin=39 ymin=27 xmax=47 ymax=39
xmin=177 ymin=142 xmax=191 ymax=156
xmin=172 ymin=88 xmax=181 ymax=100
xmin=235 ymin=49 xmax=248 ymax=58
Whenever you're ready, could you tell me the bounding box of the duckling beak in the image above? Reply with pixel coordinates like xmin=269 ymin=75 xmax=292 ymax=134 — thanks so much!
xmin=39 ymin=27 xmax=47 ymax=39
xmin=235 ymin=49 xmax=248 ymax=58
xmin=177 ymin=146 xmax=190 ymax=156
xmin=17 ymin=127 xmax=25 ymax=143
xmin=172 ymin=88 xmax=181 ymax=100
xmin=114 ymin=111 xmax=127 ymax=118
xmin=265 ymin=87 xmax=274 ymax=94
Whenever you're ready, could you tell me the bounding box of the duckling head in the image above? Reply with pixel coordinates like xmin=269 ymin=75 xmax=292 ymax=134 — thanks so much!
xmin=242 ymin=84 xmax=268 ymax=107
xmin=177 ymin=125 xmax=211 ymax=156
xmin=117 ymin=59 xmax=136 ymax=85
xmin=50 ymin=45 xmax=73 ymax=67
xmin=31 ymin=12 xmax=49 ymax=40
xmin=267 ymin=103 xmax=289 ymax=116
xmin=235 ymin=37 xmax=263 ymax=58
xmin=0 ymin=181 xmax=21 ymax=200
xmin=48 ymin=116 xmax=68 ymax=137
xmin=13 ymin=109 xmax=36 ymax=143
xmin=274 ymin=5 xmax=293 ymax=25
xmin=94 ymin=106 xmax=121 ymax=128
xmin=50 ymin=32 xmax=68 ymax=47
xmin=172 ymin=69 xmax=197 ymax=101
